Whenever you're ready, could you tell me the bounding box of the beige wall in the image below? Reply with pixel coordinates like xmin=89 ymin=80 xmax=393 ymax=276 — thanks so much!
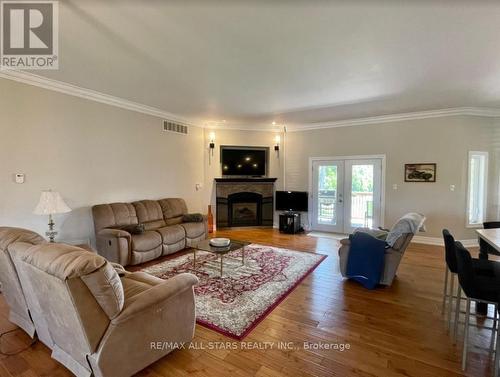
xmin=0 ymin=79 xmax=205 ymax=245
xmin=203 ymin=128 xmax=284 ymax=226
xmin=285 ymin=116 xmax=498 ymax=239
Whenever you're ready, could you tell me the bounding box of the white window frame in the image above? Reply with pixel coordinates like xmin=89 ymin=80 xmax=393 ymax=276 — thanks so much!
xmin=466 ymin=151 xmax=488 ymax=228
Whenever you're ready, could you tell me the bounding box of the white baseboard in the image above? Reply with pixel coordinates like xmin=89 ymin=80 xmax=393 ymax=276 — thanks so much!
xmin=411 ymin=236 xmax=478 ymax=247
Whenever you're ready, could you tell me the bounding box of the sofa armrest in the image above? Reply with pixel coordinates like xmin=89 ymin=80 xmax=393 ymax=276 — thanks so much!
xmin=338 ymin=239 xmax=351 ymax=277
xmin=96 ymin=228 xmax=131 ymax=265
xmin=112 ymin=273 xmax=199 ymax=325
xmin=339 ymin=238 xmax=351 ymax=247
xmin=98 ymin=228 xmax=131 ymax=239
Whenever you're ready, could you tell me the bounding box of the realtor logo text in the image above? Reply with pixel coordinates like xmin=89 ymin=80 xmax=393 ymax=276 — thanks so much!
xmin=1 ymin=1 xmax=58 ymax=69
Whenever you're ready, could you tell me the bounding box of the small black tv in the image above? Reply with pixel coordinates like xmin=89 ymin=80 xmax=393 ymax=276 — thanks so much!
xmin=276 ymin=191 xmax=308 ymax=212
xmin=221 ymin=146 xmax=267 ymax=176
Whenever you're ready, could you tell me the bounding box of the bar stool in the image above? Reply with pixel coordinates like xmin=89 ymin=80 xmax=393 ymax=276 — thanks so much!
xmin=442 ymin=229 xmax=498 ymax=337
xmin=455 ymin=241 xmax=500 ymax=371
xmin=442 ymin=229 xmax=460 ymax=330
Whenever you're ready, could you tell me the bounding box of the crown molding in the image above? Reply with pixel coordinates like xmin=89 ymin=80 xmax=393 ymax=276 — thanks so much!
xmin=285 ymin=107 xmax=500 ymax=132
xmin=0 ymin=70 xmax=201 ymax=127
xmin=1 ymin=70 xmax=500 ymax=132
xmin=204 ymin=123 xmax=283 ymax=132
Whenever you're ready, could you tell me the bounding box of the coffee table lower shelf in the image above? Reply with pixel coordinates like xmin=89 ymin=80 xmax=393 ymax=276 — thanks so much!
xmin=192 ymin=240 xmax=249 ymax=277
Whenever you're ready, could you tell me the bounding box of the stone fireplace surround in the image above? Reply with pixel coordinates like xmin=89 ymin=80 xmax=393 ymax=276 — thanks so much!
xmin=215 ymin=178 xmax=277 ymax=228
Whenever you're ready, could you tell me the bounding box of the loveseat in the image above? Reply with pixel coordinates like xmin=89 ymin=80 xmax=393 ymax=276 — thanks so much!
xmin=92 ymin=198 xmax=207 ymax=266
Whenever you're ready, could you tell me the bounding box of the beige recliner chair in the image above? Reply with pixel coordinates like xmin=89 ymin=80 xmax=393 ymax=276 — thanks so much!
xmin=10 ymin=241 xmax=198 ymax=377
xmin=0 ymin=227 xmax=52 ymax=347
xmin=338 ymin=213 xmax=426 ymax=286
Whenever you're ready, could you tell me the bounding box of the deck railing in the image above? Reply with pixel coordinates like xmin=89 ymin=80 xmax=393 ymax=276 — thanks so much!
xmin=317 ymin=191 xmax=373 ymax=226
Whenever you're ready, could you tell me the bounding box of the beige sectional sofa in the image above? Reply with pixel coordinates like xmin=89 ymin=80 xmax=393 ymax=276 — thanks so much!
xmin=0 ymin=227 xmax=198 ymax=377
xmin=92 ymin=198 xmax=207 ymax=266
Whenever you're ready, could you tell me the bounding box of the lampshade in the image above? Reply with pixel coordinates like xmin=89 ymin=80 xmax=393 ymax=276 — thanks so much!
xmin=33 ymin=190 xmax=71 ymax=215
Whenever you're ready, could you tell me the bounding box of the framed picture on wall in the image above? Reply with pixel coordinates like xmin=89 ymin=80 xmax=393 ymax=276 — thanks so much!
xmin=404 ymin=163 xmax=436 ymax=182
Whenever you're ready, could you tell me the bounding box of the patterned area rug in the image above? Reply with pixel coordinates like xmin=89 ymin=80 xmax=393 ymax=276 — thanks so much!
xmin=140 ymin=244 xmax=326 ymax=339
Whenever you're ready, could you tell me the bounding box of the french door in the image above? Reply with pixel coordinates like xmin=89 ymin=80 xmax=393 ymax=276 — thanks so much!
xmin=311 ymin=157 xmax=383 ymax=234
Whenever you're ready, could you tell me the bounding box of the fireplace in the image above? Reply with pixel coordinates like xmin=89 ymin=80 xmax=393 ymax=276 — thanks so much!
xmin=228 ymin=192 xmax=262 ymax=227
xmin=215 ymin=178 xmax=277 ymax=228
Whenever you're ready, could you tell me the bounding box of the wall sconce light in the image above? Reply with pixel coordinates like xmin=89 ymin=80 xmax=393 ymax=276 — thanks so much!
xmin=274 ymin=134 xmax=280 ymax=154
xmin=208 ymin=131 xmax=216 ymax=165
xmin=209 ymin=131 xmax=216 ymax=154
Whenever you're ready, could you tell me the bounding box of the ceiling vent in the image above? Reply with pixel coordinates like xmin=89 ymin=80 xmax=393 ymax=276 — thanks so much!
xmin=163 ymin=120 xmax=188 ymax=134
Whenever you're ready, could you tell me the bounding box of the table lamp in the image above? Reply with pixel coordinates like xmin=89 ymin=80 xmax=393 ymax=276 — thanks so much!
xmin=33 ymin=190 xmax=71 ymax=242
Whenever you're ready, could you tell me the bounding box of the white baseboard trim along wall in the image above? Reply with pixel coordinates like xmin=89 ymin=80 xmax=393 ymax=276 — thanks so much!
xmin=299 ymin=232 xmax=479 ymax=248
xmin=411 ymin=236 xmax=478 ymax=247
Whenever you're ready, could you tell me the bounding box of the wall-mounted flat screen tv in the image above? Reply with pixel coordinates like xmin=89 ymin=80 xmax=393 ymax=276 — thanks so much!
xmin=220 ymin=146 xmax=267 ymax=176
xmin=275 ymin=191 xmax=309 ymax=212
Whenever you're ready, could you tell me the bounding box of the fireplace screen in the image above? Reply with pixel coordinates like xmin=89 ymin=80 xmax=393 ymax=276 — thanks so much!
xmin=232 ymin=203 xmax=258 ymax=225
xmin=227 ymin=192 xmax=263 ymax=227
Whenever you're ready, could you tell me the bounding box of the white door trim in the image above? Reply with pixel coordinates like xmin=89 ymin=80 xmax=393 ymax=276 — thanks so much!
xmin=308 ymin=154 xmax=386 ymax=231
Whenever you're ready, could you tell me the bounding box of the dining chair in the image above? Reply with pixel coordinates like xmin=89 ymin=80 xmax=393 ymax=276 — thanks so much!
xmin=442 ymin=229 xmax=499 ymax=336
xmin=455 ymin=241 xmax=500 ymax=371
xmin=442 ymin=229 xmax=460 ymax=330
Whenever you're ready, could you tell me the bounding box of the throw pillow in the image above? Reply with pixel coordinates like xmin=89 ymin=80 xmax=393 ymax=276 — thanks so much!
xmin=182 ymin=213 xmax=204 ymax=223
xmin=119 ymin=224 xmax=145 ymax=235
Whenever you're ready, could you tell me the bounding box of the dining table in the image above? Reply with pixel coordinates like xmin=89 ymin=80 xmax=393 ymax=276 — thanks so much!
xmin=477 ymin=228 xmax=500 ymax=256
xmin=475 ymin=228 xmax=500 ymax=314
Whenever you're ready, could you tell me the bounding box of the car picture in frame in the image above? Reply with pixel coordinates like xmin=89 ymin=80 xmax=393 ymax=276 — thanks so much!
xmin=404 ymin=163 xmax=436 ymax=182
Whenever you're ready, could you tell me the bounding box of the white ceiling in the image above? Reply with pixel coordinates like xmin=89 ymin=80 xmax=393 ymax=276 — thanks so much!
xmin=30 ymin=0 xmax=500 ymax=127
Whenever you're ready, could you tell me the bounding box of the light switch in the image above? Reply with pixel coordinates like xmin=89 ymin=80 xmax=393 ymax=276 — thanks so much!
xmin=195 ymin=183 xmax=203 ymax=191
xmin=450 ymin=185 xmax=455 ymax=192
xmin=14 ymin=173 xmax=25 ymax=184
xmin=392 ymin=184 xmax=398 ymax=190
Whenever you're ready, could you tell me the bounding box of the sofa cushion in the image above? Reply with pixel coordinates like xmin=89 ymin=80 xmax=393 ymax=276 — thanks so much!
xmin=131 ymin=231 xmax=162 ymax=252
xmin=0 ymin=227 xmax=46 ymax=252
xmin=132 ymin=200 xmax=164 ymax=224
xmin=18 ymin=243 xmax=105 ymax=280
xmin=81 ymin=263 xmax=124 ymax=319
xmin=156 ymin=225 xmax=185 ymax=245
xmin=142 ymin=219 xmax=166 ymax=231
xmin=121 ymin=275 xmax=153 ymax=300
xmin=158 ymin=198 xmax=187 ymax=220
xmin=181 ymin=222 xmax=206 ymax=240
xmin=92 ymin=203 xmax=138 ymax=233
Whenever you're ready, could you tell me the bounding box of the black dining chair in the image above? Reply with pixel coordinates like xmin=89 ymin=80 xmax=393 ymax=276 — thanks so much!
xmin=442 ymin=230 xmax=459 ymax=328
xmin=442 ymin=229 xmax=497 ymax=337
xmin=455 ymin=241 xmax=500 ymax=371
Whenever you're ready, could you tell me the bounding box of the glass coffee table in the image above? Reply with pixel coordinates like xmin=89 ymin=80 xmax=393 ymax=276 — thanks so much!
xmin=193 ymin=239 xmax=250 ymax=277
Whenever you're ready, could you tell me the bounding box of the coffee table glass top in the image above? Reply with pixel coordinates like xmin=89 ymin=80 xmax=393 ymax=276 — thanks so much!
xmin=195 ymin=239 xmax=250 ymax=254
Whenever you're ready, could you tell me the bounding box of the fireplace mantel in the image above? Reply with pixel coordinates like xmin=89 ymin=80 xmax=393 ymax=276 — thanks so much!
xmin=214 ymin=177 xmax=278 ymax=183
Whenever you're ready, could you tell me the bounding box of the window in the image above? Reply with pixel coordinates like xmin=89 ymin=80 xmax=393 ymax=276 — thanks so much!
xmin=467 ymin=151 xmax=488 ymax=227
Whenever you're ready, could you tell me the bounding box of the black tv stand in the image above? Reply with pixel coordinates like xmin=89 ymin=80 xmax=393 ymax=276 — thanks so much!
xmin=279 ymin=212 xmax=303 ymax=234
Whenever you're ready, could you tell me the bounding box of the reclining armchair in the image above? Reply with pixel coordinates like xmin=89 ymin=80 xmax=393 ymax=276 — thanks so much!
xmin=0 ymin=227 xmax=52 ymax=347
xmin=10 ymin=241 xmax=198 ymax=377
xmin=339 ymin=213 xmax=426 ymax=286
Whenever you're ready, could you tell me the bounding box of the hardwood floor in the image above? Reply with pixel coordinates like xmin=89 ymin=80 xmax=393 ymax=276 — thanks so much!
xmin=0 ymin=228 xmax=496 ymax=377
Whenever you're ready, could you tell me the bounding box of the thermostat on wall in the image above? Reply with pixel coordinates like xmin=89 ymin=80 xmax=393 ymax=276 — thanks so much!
xmin=14 ymin=173 xmax=25 ymax=184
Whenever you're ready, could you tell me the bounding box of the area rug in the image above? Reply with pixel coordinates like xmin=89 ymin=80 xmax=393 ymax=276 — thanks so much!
xmin=140 ymin=244 xmax=326 ymax=340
